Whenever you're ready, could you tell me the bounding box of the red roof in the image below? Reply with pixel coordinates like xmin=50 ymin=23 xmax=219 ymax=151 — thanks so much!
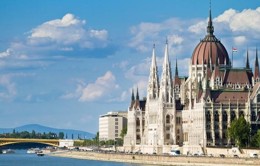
xmin=191 ymin=35 xmax=230 ymax=65
xmin=211 ymin=90 xmax=249 ymax=103
xmin=223 ymin=69 xmax=253 ymax=85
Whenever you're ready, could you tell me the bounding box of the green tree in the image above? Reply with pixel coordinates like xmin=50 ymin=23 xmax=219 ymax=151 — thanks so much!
xmin=228 ymin=116 xmax=250 ymax=147
xmin=31 ymin=130 xmax=36 ymax=138
xmin=120 ymin=127 xmax=127 ymax=139
xmin=250 ymin=130 xmax=260 ymax=147
xmin=58 ymin=132 xmax=64 ymax=139
xmin=93 ymin=132 xmax=99 ymax=145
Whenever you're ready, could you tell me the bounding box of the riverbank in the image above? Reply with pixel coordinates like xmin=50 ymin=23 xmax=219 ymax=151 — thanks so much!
xmin=50 ymin=151 xmax=260 ymax=166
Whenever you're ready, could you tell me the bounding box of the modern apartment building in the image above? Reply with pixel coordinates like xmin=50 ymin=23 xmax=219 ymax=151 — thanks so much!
xmin=99 ymin=111 xmax=127 ymax=141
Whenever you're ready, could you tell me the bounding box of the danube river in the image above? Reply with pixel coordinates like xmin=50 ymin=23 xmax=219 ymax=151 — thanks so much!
xmin=0 ymin=150 xmax=140 ymax=166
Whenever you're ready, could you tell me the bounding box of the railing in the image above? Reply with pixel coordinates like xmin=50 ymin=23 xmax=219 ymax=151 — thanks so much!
xmin=0 ymin=138 xmax=59 ymax=147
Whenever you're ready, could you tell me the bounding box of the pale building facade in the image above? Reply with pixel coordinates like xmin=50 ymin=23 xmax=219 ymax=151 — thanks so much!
xmin=99 ymin=111 xmax=127 ymax=141
xmin=124 ymin=9 xmax=260 ymax=154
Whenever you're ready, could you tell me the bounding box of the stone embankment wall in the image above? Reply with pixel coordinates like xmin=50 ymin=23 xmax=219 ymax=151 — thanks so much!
xmin=53 ymin=151 xmax=260 ymax=166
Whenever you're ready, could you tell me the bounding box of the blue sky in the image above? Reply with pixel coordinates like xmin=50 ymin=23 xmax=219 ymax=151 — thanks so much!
xmin=0 ymin=0 xmax=260 ymax=133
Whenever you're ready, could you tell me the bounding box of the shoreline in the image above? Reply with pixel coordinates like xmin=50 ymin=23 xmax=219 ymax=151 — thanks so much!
xmin=50 ymin=151 xmax=260 ymax=166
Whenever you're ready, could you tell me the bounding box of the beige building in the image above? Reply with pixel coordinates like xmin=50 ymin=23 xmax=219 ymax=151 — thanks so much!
xmin=124 ymin=8 xmax=260 ymax=155
xmin=99 ymin=111 xmax=127 ymax=141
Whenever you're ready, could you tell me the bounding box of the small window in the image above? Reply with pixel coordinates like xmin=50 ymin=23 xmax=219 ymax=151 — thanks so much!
xmin=166 ymin=115 xmax=170 ymax=124
xmin=257 ymin=94 xmax=260 ymax=103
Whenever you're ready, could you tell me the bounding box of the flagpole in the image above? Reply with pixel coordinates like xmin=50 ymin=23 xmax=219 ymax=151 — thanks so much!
xmin=232 ymin=46 xmax=233 ymax=67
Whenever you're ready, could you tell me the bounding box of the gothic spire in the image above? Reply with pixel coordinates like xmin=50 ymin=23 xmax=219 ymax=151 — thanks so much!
xmin=254 ymin=48 xmax=260 ymax=79
xmin=131 ymin=88 xmax=135 ymax=101
xmin=151 ymin=44 xmax=156 ymax=69
xmin=147 ymin=44 xmax=159 ymax=100
xmin=255 ymin=48 xmax=259 ymax=67
xmin=163 ymin=39 xmax=170 ymax=67
xmin=246 ymin=49 xmax=250 ymax=69
xmin=160 ymin=40 xmax=173 ymax=103
xmin=175 ymin=59 xmax=179 ymax=77
xmin=207 ymin=3 xmax=214 ymax=35
xmin=136 ymin=87 xmax=139 ymax=100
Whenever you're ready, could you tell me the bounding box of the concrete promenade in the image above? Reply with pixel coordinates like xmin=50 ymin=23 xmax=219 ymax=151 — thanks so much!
xmin=51 ymin=151 xmax=260 ymax=166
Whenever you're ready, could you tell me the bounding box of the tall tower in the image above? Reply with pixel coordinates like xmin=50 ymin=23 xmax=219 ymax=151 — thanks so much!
xmin=147 ymin=44 xmax=160 ymax=100
xmin=160 ymin=40 xmax=173 ymax=103
xmin=254 ymin=48 xmax=260 ymax=84
xmin=246 ymin=49 xmax=250 ymax=69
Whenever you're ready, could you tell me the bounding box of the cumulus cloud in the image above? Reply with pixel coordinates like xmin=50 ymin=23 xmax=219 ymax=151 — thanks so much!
xmin=62 ymin=71 xmax=119 ymax=102
xmin=28 ymin=13 xmax=108 ymax=49
xmin=0 ymin=75 xmax=17 ymax=100
xmin=128 ymin=18 xmax=189 ymax=53
xmin=79 ymin=71 xmax=119 ymax=101
xmin=1 ymin=13 xmax=112 ymax=67
xmin=233 ymin=36 xmax=247 ymax=45
xmin=0 ymin=49 xmax=13 ymax=58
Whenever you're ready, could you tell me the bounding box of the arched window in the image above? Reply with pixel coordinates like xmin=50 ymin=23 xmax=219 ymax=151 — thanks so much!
xmin=257 ymin=94 xmax=260 ymax=103
xmin=206 ymin=111 xmax=211 ymax=121
xmin=136 ymin=118 xmax=140 ymax=127
xmin=222 ymin=111 xmax=227 ymax=122
xmin=231 ymin=111 xmax=236 ymax=121
xmin=214 ymin=112 xmax=219 ymax=122
xmin=166 ymin=134 xmax=170 ymax=139
xmin=166 ymin=115 xmax=170 ymax=124
xmin=251 ymin=112 xmax=256 ymax=121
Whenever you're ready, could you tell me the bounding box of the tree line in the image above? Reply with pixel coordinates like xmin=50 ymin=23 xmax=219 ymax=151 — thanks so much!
xmin=0 ymin=129 xmax=64 ymax=139
xmin=74 ymin=127 xmax=127 ymax=147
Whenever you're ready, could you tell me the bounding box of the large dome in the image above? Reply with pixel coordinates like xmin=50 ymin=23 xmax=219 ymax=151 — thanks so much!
xmin=191 ymin=10 xmax=230 ymax=66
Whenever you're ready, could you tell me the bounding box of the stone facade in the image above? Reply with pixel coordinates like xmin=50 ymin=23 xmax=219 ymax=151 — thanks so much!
xmin=124 ymin=9 xmax=260 ymax=155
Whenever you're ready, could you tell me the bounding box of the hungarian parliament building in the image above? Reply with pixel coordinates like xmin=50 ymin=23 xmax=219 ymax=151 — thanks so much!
xmin=123 ymin=9 xmax=260 ymax=154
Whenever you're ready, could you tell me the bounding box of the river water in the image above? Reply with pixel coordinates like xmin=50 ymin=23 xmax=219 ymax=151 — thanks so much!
xmin=0 ymin=150 xmax=140 ymax=166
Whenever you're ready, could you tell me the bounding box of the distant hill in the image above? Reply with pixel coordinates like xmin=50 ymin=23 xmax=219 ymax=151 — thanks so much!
xmin=0 ymin=124 xmax=95 ymax=139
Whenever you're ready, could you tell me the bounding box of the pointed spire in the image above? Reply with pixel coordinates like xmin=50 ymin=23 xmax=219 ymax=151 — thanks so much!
xmin=207 ymin=1 xmax=214 ymax=35
xmin=136 ymin=87 xmax=139 ymax=100
xmin=151 ymin=44 xmax=156 ymax=69
xmin=254 ymin=47 xmax=260 ymax=79
xmin=147 ymin=44 xmax=159 ymax=100
xmin=160 ymin=39 xmax=173 ymax=103
xmin=131 ymin=89 xmax=135 ymax=101
xmin=255 ymin=48 xmax=259 ymax=67
xmin=246 ymin=49 xmax=250 ymax=68
xmin=163 ymin=39 xmax=170 ymax=66
xmin=175 ymin=59 xmax=179 ymax=76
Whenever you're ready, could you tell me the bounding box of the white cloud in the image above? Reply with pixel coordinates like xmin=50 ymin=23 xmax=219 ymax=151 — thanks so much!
xmin=233 ymin=36 xmax=247 ymax=45
xmin=229 ymin=7 xmax=260 ymax=32
xmin=0 ymin=49 xmax=13 ymax=58
xmin=79 ymin=71 xmax=119 ymax=102
xmin=215 ymin=9 xmax=236 ymax=23
xmin=128 ymin=18 xmax=188 ymax=53
xmin=188 ymin=20 xmax=206 ymax=35
xmin=28 ymin=13 xmax=108 ymax=48
xmin=0 ymin=75 xmax=17 ymax=100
